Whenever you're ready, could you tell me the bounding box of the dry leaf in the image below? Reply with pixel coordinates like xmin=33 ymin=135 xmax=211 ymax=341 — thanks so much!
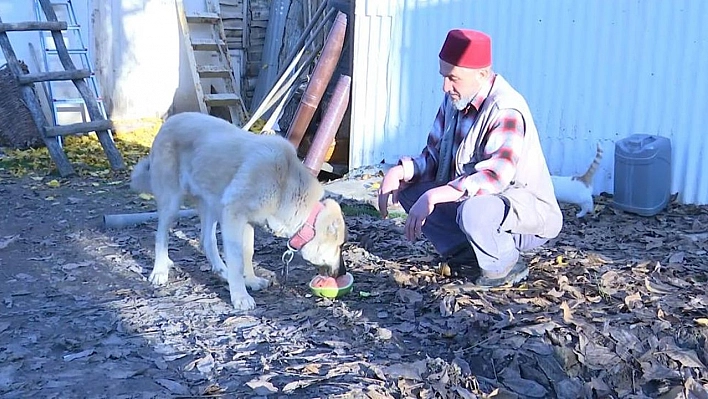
xmin=560 ymin=301 xmax=573 ymax=323
xmin=155 ymin=378 xmax=190 ymax=395
xmin=600 ymin=270 xmax=623 ymax=296
xmin=668 ymin=252 xmax=685 ymax=264
xmin=0 ymin=363 xmax=20 ymax=390
xmin=609 ymin=328 xmax=641 ymax=352
xmin=46 ymin=179 xmax=60 ymax=188
xmin=0 ymin=235 xmax=19 ymax=250
xmin=683 ymin=376 xmax=708 ymax=399
xmin=624 ymin=292 xmax=643 ymax=309
xmin=645 ymin=238 xmax=664 ymax=250
xmin=663 ymin=348 xmax=706 ymax=369
xmin=645 ymin=277 xmax=675 ymax=294
xmin=303 ymin=363 xmax=321 ymax=375
xmin=184 ymin=353 xmax=215 ymax=374
xmin=579 ymin=343 xmax=621 ymax=370
xmin=282 ymin=378 xmax=321 ymax=393
xmin=246 ymin=377 xmax=278 ymax=395
xmin=108 ymin=368 xmax=142 ymax=379
xmin=516 ymin=321 xmax=559 ymax=336
xmin=63 ymin=349 xmax=95 ymax=361
xmin=502 ymin=375 xmax=548 ymax=398
xmin=384 ymin=360 xmax=427 ymax=381
xmin=396 ymin=289 xmax=423 ymax=305
xmin=640 ymin=360 xmax=681 ymax=381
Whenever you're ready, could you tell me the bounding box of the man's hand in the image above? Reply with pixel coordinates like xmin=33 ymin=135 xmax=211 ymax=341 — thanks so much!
xmin=405 ymin=192 xmax=434 ymax=241
xmin=378 ymin=165 xmax=406 ymax=219
xmin=404 ymin=184 xmax=466 ymax=241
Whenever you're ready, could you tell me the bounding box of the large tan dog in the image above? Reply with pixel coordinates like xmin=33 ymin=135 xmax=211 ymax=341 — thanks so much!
xmin=130 ymin=112 xmax=347 ymax=311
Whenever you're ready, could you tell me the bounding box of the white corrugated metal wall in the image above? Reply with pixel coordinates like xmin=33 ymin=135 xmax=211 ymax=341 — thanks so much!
xmin=351 ymin=0 xmax=708 ymax=204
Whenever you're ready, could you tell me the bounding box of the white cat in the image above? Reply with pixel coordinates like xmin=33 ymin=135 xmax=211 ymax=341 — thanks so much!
xmin=551 ymin=143 xmax=603 ymax=218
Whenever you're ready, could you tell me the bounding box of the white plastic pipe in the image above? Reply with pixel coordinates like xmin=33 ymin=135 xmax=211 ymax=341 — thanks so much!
xmin=103 ymin=209 xmax=198 ymax=229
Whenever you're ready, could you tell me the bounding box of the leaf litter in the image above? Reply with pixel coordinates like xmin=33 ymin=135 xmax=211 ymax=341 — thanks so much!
xmin=1 ymin=160 xmax=708 ymax=397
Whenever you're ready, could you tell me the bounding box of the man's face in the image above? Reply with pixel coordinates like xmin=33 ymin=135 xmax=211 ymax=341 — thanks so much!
xmin=439 ymin=60 xmax=487 ymax=111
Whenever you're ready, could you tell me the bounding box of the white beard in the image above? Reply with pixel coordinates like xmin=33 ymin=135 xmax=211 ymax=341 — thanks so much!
xmin=452 ymin=95 xmax=474 ymax=111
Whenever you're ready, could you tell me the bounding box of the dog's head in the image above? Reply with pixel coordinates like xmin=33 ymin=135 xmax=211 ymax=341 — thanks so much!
xmin=299 ymin=199 xmax=347 ymax=277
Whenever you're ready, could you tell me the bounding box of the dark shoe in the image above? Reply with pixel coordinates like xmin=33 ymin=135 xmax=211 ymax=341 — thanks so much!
xmin=437 ymin=261 xmax=481 ymax=280
xmin=437 ymin=243 xmax=480 ymax=279
xmin=474 ymin=261 xmax=529 ymax=288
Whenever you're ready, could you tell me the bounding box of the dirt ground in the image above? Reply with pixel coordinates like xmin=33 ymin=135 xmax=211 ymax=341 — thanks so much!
xmin=1 ymin=164 xmax=708 ymax=399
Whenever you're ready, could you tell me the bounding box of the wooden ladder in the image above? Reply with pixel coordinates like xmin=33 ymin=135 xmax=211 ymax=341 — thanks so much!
xmin=176 ymin=0 xmax=247 ymax=126
xmin=0 ymin=0 xmax=124 ymax=177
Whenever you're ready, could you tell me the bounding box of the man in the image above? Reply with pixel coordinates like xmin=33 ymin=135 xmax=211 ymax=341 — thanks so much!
xmin=378 ymin=29 xmax=562 ymax=288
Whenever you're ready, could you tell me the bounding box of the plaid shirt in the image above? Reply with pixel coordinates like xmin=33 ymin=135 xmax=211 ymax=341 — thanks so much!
xmin=401 ymin=74 xmax=525 ymax=197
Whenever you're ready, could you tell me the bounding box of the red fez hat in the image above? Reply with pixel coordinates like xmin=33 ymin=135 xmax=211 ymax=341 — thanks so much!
xmin=439 ymin=29 xmax=492 ymax=69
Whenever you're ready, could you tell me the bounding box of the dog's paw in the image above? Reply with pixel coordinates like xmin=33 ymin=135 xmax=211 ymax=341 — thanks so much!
xmin=245 ymin=275 xmax=270 ymax=291
xmin=149 ymin=269 xmax=169 ymax=285
xmin=230 ymin=293 xmax=256 ymax=311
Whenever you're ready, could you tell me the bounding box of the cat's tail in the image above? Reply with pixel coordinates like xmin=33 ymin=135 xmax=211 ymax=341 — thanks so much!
xmin=578 ymin=143 xmax=603 ymax=186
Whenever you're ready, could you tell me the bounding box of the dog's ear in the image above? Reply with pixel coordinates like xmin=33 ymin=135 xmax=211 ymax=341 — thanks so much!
xmin=326 ymin=217 xmax=345 ymax=238
xmin=322 ymin=199 xmax=346 ymax=241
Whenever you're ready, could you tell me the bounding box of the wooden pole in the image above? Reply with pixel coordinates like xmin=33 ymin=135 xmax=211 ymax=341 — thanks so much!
xmin=0 ymin=16 xmax=74 ymax=176
xmin=38 ymin=0 xmax=125 ymax=171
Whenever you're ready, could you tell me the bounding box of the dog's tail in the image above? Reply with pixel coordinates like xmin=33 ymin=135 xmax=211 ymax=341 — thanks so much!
xmin=130 ymin=157 xmax=152 ymax=194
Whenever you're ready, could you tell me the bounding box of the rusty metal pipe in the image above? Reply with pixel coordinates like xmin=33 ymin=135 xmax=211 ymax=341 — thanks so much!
xmin=304 ymin=74 xmax=351 ymax=176
xmin=286 ymin=10 xmax=347 ymax=149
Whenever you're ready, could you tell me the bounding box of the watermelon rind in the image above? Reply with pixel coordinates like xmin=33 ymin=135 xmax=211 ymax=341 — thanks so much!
xmin=309 ymin=272 xmax=354 ymax=298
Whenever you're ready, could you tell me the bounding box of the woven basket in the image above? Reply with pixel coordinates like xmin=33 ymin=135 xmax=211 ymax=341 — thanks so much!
xmin=0 ymin=63 xmax=44 ymax=149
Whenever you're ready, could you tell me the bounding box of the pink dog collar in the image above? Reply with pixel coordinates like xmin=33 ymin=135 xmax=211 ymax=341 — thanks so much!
xmin=288 ymin=201 xmax=325 ymax=251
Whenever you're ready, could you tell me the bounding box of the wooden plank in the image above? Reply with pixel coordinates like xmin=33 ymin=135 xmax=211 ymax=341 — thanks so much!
xmin=177 ymin=0 xmax=247 ymax=125
xmin=45 ymin=119 xmax=113 ymax=137
xmin=224 ymin=30 xmax=244 ymax=37
xmin=38 ymin=0 xmax=125 ymax=171
xmin=0 ymin=21 xmax=67 ymax=32
xmin=204 ymin=93 xmax=241 ymax=106
xmin=223 ymin=22 xmax=245 ymax=31
xmin=197 ymin=65 xmax=232 ymax=78
xmin=251 ymin=9 xmax=270 ymax=20
xmin=186 ymin=12 xmax=220 ymax=24
xmin=191 ymin=39 xmax=224 ymax=51
xmin=0 ymin=16 xmax=73 ymax=176
xmin=18 ymin=69 xmax=91 ymax=84
xmin=250 ymin=0 xmax=288 ymax=111
xmin=242 ymin=0 xmax=250 ymax=52
xmin=250 ymin=20 xmax=268 ymax=28
xmin=176 ymin=1 xmax=208 ymax=114
xmin=213 ymin=0 xmax=248 ymax=124
xmin=220 ymin=10 xmax=245 ymax=19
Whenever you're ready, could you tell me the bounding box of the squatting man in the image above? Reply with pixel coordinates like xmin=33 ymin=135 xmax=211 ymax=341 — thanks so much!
xmin=378 ymin=29 xmax=563 ymax=288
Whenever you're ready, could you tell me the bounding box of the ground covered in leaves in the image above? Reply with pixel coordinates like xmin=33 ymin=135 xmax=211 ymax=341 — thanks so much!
xmin=1 ymin=142 xmax=708 ymax=398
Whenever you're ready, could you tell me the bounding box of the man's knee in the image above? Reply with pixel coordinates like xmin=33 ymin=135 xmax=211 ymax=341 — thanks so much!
xmin=457 ymin=195 xmax=507 ymax=235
